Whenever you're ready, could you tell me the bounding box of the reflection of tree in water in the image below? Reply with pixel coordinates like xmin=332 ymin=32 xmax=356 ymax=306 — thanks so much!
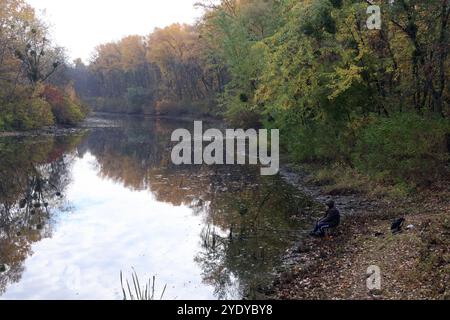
xmin=79 ymin=118 xmax=317 ymax=299
xmin=193 ymin=169 xmax=316 ymax=299
xmin=77 ymin=116 xmax=181 ymax=191
xmin=0 ymin=134 xmax=86 ymax=295
xmin=0 ymin=117 xmax=318 ymax=299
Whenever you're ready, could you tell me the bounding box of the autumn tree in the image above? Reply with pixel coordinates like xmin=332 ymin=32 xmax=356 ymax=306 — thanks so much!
xmin=0 ymin=0 xmax=87 ymax=131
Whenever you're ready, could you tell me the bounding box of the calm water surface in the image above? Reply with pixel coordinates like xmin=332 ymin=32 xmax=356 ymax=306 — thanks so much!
xmin=0 ymin=114 xmax=316 ymax=300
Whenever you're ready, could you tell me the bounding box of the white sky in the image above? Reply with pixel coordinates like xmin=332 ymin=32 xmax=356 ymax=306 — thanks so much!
xmin=26 ymin=0 xmax=203 ymax=63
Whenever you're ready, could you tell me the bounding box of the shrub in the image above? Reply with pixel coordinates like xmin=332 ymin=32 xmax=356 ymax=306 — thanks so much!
xmin=353 ymin=113 xmax=450 ymax=185
xmin=278 ymin=110 xmax=353 ymax=164
xmin=55 ymin=97 xmax=85 ymax=125
xmin=40 ymin=85 xmax=87 ymax=125
xmin=29 ymin=98 xmax=55 ymax=128
xmin=281 ymin=111 xmax=449 ymax=187
xmin=284 ymin=122 xmax=344 ymax=162
xmin=2 ymin=98 xmax=55 ymax=130
xmin=223 ymin=94 xmax=262 ymax=129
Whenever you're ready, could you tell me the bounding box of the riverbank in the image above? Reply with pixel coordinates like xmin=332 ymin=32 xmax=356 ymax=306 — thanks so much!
xmin=0 ymin=112 xmax=224 ymax=138
xmin=266 ymin=164 xmax=450 ymax=300
xmin=0 ymin=126 xmax=89 ymax=138
xmin=91 ymin=111 xmax=222 ymax=123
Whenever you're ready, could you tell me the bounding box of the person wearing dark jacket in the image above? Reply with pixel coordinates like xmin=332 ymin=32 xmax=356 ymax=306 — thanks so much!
xmin=310 ymin=200 xmax=340 ymax=237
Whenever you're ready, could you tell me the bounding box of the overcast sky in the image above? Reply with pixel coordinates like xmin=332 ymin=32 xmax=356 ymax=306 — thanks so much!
xmin=26 ymin=0 xmax=203 ymax=63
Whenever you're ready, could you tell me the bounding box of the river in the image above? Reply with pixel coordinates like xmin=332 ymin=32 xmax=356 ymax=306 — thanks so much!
xmin=0 ymin=113 xmax=317 ymax=300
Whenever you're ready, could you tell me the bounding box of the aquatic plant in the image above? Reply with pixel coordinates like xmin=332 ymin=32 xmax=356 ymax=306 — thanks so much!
xmin=120 ymin=269 xmax=167 ymax=301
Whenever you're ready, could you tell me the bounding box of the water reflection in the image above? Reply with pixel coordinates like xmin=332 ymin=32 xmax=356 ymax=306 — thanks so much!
xmin=0 ymin=115 xmax=316 ymax=299
xmin=0 ymin=134 xmax=85 ymax=296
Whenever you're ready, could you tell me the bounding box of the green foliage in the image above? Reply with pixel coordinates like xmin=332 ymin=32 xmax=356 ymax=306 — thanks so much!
xmin=299 ymin=0 xmax=337 ymax=37
xmin=4 ymin=0 xmax=444 ymax=189
xmin=282 ymin=111 xmax=450 ymax=186
xmin=0 ymin=97 xmax=54 ymax=131
xmin=39 ymin=84 xmax=88 ymax=126
xmin=224 ymin=102 xmax=261 ymax=129
xmin=353 ymin=114 xmax=450 ymax=185
xmin=283 ymin=121 xmax=347 ymax=163
xmin=195 ymin=0 xmax=450 ymax=188
xmin=51 ymin=97 xmax=85 ymax=125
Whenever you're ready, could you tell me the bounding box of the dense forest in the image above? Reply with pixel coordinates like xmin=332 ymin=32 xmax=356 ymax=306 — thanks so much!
xmin=1 ymin=0 xmax=450 ymax=189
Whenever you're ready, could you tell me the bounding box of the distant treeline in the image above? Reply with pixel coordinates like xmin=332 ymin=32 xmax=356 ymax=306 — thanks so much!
xmin=71 ymin=24 xmax=228 ymax=116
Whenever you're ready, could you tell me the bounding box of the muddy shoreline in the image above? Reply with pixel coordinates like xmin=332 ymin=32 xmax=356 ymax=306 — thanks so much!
xmin=0 ymin=126 xmax=90 ymax=138
xmin=264 ymin=164 xmax=450 ymax=300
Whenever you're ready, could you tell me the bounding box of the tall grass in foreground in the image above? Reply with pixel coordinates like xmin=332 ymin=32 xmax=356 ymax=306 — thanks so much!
xmin=120 ymin=269 xmax=167 ymax=300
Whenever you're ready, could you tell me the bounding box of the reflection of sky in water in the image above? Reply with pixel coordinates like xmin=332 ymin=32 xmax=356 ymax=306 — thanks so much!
xmin=2 ymin=153 xmax=221 ymax=300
